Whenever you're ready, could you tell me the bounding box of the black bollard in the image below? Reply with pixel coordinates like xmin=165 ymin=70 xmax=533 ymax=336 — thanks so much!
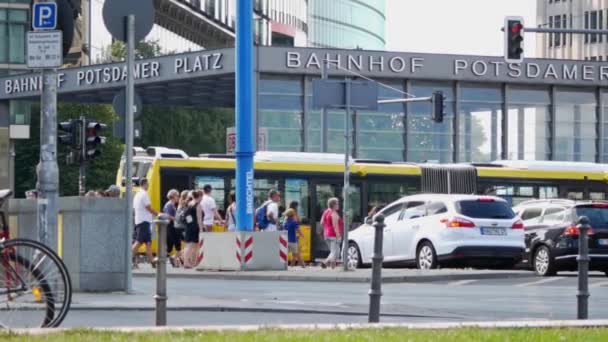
xmin=368 ymin=214 xmax=385 ymax=323
xmin=154 ymin=218 xmax=169 ymax=326
xmin=577 ymin=216 xmax=590 ymax=320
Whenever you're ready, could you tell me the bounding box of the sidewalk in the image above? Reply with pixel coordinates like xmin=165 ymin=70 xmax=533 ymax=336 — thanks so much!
xmin=132 ymin=264 xmax=532 ymax=283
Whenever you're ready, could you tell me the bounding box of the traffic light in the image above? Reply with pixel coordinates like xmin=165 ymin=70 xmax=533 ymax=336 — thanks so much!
xmin=58 ymin=120 xmax=79 ymax=149
xmin=83 ymin=121 xmax=107 ymax=160
xmin=504 ymin=17 xmax=524 ymax=63
xmin=431 ymin=91 xmax=445 ymax=123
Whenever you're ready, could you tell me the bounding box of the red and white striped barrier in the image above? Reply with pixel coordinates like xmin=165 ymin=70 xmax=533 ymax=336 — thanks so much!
xmin=197 ymin=231 xmax=288 ymax=271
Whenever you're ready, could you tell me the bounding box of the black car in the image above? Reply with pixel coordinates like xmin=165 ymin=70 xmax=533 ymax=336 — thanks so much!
xmin=515 ymin=200 xmax=608 ymax=277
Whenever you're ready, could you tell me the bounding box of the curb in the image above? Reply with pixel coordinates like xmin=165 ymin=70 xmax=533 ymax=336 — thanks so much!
xmin=13 ymin=319 xmax=608 ymax=335
xmin=66 ymin=305 xmax=452 ymax=319
xmin=133 ymin=271 xmax=532 ymax=283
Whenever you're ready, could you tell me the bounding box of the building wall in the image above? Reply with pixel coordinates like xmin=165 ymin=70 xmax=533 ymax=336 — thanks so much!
xmin=0 ymin=0 xmax=29 ymax=192
xmin=537 ymin=0 xmax=608 ymax=60
xmin=308 ymin=0 xmax=386 ymax=50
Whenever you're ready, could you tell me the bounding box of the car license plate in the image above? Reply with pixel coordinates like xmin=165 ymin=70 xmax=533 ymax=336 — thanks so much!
xmin=599 ymin=239 xmax=608 ymax=246
xmin=481 ymin=227 xmax=506 ymax=236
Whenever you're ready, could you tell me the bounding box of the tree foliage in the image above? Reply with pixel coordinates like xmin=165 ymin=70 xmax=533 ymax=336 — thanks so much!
xmin=14 ymin=103 xmax=123 ymax=197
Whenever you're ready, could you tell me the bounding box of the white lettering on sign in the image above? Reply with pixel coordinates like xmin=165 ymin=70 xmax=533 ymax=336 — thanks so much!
xmin=75 ymin=62 xmax=161 ymax=86
xmin=174 ymin=53 xmax=223 ymax=74
xmin=246 ymin=170 xmax=254 ymax=215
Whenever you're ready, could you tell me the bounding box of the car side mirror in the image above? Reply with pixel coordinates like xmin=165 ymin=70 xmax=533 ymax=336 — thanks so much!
xmin=365 ymin=216 xmax=372 ymax=225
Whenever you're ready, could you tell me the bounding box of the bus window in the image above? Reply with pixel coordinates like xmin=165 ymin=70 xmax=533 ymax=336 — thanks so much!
xmin=493 ymin=185 xmax=534 ymax=206
xmin=254 ymin=178 xmax=280 ymax=208
xmin=539 ymin=186 xmax=558 ymax=199
xmin=368 ymin=182 xmax=416 ymax=212
xmin=285 ymin=179 xmax=310 ymax=222
xmin=567 ymin=191 xmax=583 ymax=200
xmin=195 ymin=176 xmax=226 ymax=209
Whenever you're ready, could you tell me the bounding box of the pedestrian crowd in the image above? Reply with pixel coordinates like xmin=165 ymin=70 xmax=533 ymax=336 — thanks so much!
xmin=130 ymin=180 xmax=346 ymax=270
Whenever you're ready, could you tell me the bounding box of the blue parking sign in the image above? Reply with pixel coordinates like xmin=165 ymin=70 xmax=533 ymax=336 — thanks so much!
xmin=33 ymin=2 xmax=57 ymax=30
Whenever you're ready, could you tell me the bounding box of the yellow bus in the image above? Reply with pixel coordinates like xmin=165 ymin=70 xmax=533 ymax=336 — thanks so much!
xmin=118 ymin=146 xmax=608 ymax=258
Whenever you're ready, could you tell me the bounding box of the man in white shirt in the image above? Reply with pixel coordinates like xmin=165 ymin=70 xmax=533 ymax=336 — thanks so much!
xmin=132 ymin=178 xmax=159 ymax=268
xmin=265 ymin=190 xmax=281 ymax=232
xmin=199 ymin=184 xmax=224 ymax=232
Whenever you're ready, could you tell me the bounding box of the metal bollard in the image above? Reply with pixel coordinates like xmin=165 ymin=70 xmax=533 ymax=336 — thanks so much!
xmin=368 ymin=214 xmax=385 ymax=323
xmin=577 ymin=216 xmax=591 ymax=320
xmin=154 ymin=218 xmax=169 ymax=326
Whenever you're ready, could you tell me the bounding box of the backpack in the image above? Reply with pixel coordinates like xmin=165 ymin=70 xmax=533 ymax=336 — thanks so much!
xmin=255 ymin=201 xmax=271 ymax=230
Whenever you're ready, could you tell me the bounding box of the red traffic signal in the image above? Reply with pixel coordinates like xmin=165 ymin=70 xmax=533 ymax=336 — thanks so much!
xmin=504 ymin=17 xmax=524 ymax=63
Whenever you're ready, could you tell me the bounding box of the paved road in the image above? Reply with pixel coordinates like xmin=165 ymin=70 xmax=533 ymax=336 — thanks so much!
xmin=61 ymin=272 xmax=608 ymax=327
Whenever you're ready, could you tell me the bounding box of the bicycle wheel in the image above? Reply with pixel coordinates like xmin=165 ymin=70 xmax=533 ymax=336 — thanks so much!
xmin=0 ymin=239 xmax=72 ymax=328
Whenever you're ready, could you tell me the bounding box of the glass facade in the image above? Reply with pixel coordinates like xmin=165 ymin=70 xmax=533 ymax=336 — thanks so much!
xmin=0 ymin=7 xmax=27 ymax=64
xmin=257 ymin=74 xmax=608 ymax=163
xmin=308 ymin=0 xmax=386 ymax=50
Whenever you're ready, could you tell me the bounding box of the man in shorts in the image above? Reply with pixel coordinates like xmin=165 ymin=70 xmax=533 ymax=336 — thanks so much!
xmin=132 ymin=178 xmax=159 ymax=269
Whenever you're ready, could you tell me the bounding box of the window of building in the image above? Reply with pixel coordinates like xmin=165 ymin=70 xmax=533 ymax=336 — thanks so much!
xmin=357 ymin=81 xmax=405 ymax=161
xmin=600 ymin=91 xmax=608 ymax=162
xmin=0 ymin=9 xmax=28 ymax=64
xmin=591 ymin=56 xmax=598 ymax=61
xmin=555 ymin=89 xmax=597 ymax=162
xmin=548 ymin=16 xmax=554 ymax=48
xmin=554 ymin=14 xmax=562 ymax=46
xmin=408 ymin=81 xmax=454 ymax=163
xmin=585 ymin=11 xmax=589 ymax=44
xmin=600 ymin=10 xmax=604 ymax=43
xmin=459 ymin=83 xmax=502 ymax=162
xmin=507 ymin=86 xmax=551 ymax=161
xmin=591 ymin=11 xmax=598 ymax=43
xmin=258 ymin=75 xmax=303 ymax=151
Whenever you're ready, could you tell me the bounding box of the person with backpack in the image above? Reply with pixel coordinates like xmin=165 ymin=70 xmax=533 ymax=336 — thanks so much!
xmin=171 ymin=190 xmax=190 ymax=267
xmin=256 ymin=189 xmax=281 ymax=231
xmin=162 ymin=189 xmax=181 ymax=267
xmin=321 ymin=197 xmax=343 ymax=269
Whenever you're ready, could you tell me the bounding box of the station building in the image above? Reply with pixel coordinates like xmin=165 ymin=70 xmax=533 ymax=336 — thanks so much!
xmin=1 ymin=45 xmax=608 ymax=190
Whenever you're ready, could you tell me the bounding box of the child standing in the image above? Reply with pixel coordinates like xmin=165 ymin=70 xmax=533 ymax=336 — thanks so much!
xmin=284 ymin=208 xmax=304 ymax=268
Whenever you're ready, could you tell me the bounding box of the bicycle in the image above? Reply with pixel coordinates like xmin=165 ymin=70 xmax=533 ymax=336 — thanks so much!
xmin=0 ymin=189 xmax=72 ymax=329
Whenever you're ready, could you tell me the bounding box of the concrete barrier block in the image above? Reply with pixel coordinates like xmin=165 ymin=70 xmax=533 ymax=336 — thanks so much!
xmin=242 ymin=231 xmax=288 ymax=271
xmin=197 ymin=232 xmax=242 ymax=271
xmin=197 ymin=231 xmax=288 ymax=271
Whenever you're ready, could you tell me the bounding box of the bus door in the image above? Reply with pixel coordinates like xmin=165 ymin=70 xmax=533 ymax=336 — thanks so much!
xmin=311 ymin=180 xmax=361 ymax=257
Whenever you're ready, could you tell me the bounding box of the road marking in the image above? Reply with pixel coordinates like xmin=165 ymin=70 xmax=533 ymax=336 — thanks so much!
xmin=591 ymin=280 xmax=608 ymax=288
xmin=515 ymin=277 xmax=564 ymax=287
xmin=446 ymin=279 xmax=478 ymax=286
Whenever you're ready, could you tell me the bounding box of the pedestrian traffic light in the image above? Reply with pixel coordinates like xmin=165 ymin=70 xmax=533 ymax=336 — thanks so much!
xmin=58 ymin=120 xmax=79 ymax=149
xmin=84 ymin=121 xmax=107 ymax=160
xmin=431 ymin=91 xmax=445 ymax=123
xmin=504 ymin=17 xmax=524 ymax=63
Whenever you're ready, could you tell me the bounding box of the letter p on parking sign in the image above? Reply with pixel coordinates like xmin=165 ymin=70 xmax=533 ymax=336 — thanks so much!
xmin=32 ymin=2 xmax=57 ymax=30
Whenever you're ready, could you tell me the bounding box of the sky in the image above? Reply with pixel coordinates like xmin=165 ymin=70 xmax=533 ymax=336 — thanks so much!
xmin=386 ymin=0 xmax=537 ymax=57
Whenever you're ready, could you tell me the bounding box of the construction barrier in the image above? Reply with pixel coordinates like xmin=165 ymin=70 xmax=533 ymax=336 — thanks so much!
xmin=197 ymin=231 xmax=288 ymax=271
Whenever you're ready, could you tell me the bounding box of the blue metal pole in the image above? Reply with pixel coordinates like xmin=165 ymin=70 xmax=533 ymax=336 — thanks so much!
xmin=235 ymin=0 xmax=254 ymax=231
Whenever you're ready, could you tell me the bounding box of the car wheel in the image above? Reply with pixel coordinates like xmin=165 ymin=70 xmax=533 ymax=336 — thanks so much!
xmin=533 ymin=245 xmax=556 ymax=277
xmin=346 ymin=242 xmax=362 ymax=270
xmin=416 ymin=241 xmax=438 ymax=270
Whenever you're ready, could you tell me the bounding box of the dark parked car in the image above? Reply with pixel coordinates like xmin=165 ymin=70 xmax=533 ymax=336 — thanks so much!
xmin=514 ymin=199 xmax=608 ymax=277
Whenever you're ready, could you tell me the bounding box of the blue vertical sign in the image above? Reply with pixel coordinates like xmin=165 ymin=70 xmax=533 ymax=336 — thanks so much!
xmin=235 ymin=0 xmax=255 ymax=231
xmin=32 ymin=2 xmax=58 ymax=30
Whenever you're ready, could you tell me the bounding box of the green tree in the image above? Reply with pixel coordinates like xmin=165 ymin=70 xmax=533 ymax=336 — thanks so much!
xmin=104 ymin=39 xmax=235 ymax=156
xmin=14 ymin=103 xmax=123 ymax=197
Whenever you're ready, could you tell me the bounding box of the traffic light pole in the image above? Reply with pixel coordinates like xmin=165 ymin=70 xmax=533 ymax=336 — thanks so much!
xmin=79 ymin=116 xmax=86 ymax=196
xmin=124 ymin=14 xmax=136 ymax=292
xmin=37 ymin=68 xmax=59 ymax=250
